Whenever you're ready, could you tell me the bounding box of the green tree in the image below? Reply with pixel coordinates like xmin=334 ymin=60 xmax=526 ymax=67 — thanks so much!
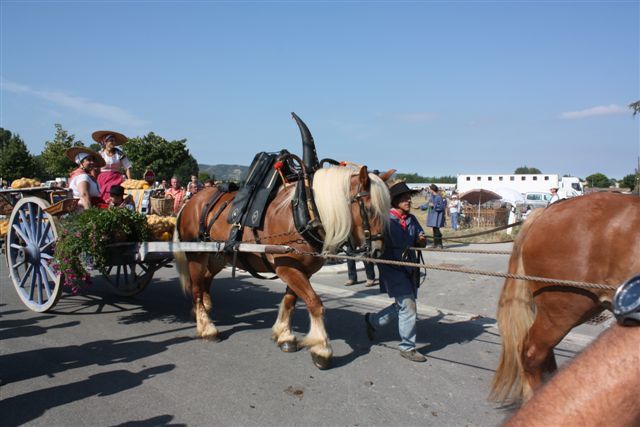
xmin=125 ymin=132 xmax=198 ymax=184
xmin=621 ymin=173 xmax=638 ymax=190
xmin=629 ymin=100 xmax=640 ymax=116
xmin=198 ymin=172 xmax=212 ymax=182
xmin=514 ymin=166 xmax=542 ymax=174
xmin=0 ymin=128 xmax=37 ymax=182
xmin=395 ymin=173 xmax=456 ymax=183
xmin=39 ymin=124 xmax=84 ymax=179
xmin=585 ymin=172 xmax=610 ymax=188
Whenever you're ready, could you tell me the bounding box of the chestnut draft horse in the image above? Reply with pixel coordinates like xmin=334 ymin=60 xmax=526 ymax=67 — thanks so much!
xmin=173 ymin=165 xmax=392 ymax=369
xmin=490 ymin=192 xmax=640 ymax=403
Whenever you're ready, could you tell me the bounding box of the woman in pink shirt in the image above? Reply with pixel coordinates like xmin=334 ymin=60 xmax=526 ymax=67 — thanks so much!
xmin=93 ymin=130 xmax=132 ymax=200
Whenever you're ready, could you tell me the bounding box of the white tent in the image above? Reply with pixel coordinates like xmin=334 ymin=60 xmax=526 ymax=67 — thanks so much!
xmin=494 ymin=187 xmax=525 ymax=205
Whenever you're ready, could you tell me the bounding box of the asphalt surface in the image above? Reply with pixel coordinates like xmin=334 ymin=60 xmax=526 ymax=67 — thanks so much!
xmin=0 ymin=243 xmax=610 ymax=426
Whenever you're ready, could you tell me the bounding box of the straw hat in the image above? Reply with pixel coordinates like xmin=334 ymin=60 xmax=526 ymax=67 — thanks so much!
xmin=65 ymin=147 xmax=106 ymax=168
xmin=92 ymin=130 xmax=128 ymax=146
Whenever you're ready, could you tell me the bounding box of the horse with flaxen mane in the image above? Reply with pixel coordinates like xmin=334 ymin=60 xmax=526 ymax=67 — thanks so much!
xmin=173 ymin=115 xmax=392 ymax=369
xmin=490 ymin=192 xmax=640 ymax=403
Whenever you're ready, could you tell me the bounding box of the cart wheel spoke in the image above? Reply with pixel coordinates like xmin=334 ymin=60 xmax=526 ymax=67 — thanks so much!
xmin=11 ymin=258 xmax=26 ymax=270
xmin=38 ymin=220 xmax=52 ymax=247
xmin=17 ymin=209 xmax=33 ymax=242
xmin=29 ymin=267 xmax=38 ymax=302
xmin=11 ymin=224 xmax=30 ymax=246
xmin=40 ymin=259 xmax=58 ymax=283
xmin=38 ymin=267 xmax=52 ymax=300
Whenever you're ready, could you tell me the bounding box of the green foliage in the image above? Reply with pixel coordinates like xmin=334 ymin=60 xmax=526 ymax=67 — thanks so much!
xmin=0 ymin=128 xmax=36 ymax=181
xmin=53 ymin=208 xmax=150 ymax=292
xmin=198 ymin=172 xmax=212 ymax=182
xmin=125 ymin=132 xmax=198 ymax=184
xmin=585 ymin=172 xmax=610 ymax=188
xmin=395 ymin=173 xmax=456 ymax=183
xmin=514 ymin=166 xmax=542 ymax=174
xmin=629 ymin=100 xmax=640 ymax=116
xmin=621 ymin=173 xmax=639 ymax=190
xmin=39 ymin=124 xmax=84 ymax=180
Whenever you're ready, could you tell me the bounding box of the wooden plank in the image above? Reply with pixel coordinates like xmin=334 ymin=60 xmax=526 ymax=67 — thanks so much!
xmin=138 ymin=241 xmax=294 ymax=260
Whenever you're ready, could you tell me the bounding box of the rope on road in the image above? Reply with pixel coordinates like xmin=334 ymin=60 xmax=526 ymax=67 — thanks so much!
xmin=410 ymin=247 xmax=513 ymax=255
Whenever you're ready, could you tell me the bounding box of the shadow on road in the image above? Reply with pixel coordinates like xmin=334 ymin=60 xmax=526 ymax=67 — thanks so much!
xmin=0 ymin=364 xmax=175 ymax=426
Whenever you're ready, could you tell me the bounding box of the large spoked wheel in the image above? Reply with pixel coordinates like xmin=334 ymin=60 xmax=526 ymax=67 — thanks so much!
xmin=101 ymin=244 xmax=155 ymax=296
xmin=6 ymin=197 xmax=62 ymax=312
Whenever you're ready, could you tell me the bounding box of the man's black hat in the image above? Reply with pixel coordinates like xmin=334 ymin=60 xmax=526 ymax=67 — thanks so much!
xmin=389 ymin=182 xmax=419 ymax=200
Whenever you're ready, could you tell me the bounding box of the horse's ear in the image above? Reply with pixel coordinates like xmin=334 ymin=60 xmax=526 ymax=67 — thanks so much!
xmin=379 ymin=169 xmax=396 ymax=182
xmin=359 ymin=166 xmax=370 ymax=189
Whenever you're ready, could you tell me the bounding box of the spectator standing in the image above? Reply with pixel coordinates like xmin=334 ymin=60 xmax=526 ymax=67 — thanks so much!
xmin=549 ymin=187 xmax=560 ymax=204
xmin=165 ymin=176 xmax=186 ymax=215
xmin=93 ymin=130 xmax=132 ymax=200
xmin=187 ymin=175 xmax=202 ymax=196
xmin=364 ymin=182 xmax=427 ymax=362
xmin=344 ymin=259 xmax=376 ymax=287
xmin=427 ymin=184 xmax=446 ymax=248
xmin=449 ymin=194 xmax=460 ymax=230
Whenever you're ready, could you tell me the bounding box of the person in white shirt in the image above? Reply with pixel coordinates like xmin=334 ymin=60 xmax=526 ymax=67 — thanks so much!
xmin=449 ymin=194 xmax=461 ymax=230
xmin=65 ymin=147 xmax=105 ymax=211
xmin=549 ymin=187 xmax=560 ymax=204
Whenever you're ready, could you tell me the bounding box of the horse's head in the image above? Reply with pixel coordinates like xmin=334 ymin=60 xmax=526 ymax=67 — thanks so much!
xmin=313 ymin=165 xmax=392 ymax=257
xmin=347 ymin=167 xmax=394 ymax=258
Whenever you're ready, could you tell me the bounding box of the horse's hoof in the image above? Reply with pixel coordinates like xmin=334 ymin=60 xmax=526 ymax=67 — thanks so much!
xmin=279 ymin=341 xmax=298 ymax=353
xmin=203 ymin=334 xmax=221 ymax=343
xmin=311 ymin=353 xmax=332 ymax=370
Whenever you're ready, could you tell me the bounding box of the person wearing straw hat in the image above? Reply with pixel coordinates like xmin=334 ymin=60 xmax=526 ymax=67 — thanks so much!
xmin=92 ymin=130 xmax=132 ymax=200
xmin=65 ymin=147 xmax=106 ymax=211
xmin=364 ymin=181 xmax=428 ymax=363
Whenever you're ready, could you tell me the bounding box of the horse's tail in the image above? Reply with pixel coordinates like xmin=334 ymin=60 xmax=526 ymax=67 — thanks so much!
xmin=172 ymin=208 xmax=191 ymax=295
xmin=489 ymin=209 xmax=542 ymax=404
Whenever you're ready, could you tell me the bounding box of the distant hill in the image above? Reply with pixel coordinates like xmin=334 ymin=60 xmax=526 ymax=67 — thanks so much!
xmin=198 ymin=163 xmax=249 ymax=182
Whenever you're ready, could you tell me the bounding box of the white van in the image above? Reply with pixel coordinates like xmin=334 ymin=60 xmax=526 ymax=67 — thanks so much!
xmin=522 ymin=192 xmax=552 ymax=211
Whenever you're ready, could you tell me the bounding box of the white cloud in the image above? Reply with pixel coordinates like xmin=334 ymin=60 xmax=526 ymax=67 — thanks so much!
xmin=560 ymin=104 xmax=627 ymax=120
xmin=1 ymin=78 xmax=147 ymax=127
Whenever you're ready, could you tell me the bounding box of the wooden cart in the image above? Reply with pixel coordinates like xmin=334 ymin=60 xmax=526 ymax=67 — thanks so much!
xmin=2 ymin=188 xmax=291 ymax=313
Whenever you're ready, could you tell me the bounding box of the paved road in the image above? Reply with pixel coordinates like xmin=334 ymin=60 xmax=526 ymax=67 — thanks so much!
xmin=0 ymin=244 xmax=609 ymax=426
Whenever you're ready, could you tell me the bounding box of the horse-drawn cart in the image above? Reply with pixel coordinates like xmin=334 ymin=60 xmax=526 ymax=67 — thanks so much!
xmin=2 ymin=188 xmax=175 ymax=312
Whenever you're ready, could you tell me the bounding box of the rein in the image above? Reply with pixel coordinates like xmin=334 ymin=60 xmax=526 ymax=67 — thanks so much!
xmin=349 ymin=184 xmax=383 ymax=255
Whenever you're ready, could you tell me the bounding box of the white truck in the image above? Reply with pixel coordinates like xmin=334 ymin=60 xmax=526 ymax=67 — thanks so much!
xmin=456 ymin=174 xmax=583 ymax=199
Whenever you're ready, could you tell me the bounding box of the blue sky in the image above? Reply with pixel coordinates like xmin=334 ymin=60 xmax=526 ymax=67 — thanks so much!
xmin=1 ymin=1 xmax=638 ymax=179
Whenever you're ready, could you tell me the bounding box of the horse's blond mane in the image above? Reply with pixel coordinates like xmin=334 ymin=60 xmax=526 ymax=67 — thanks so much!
xmin=312 ymin=166 xmax=390 ymax=254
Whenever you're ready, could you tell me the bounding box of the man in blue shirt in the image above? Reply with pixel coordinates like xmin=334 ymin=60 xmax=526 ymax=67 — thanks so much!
xmin=365 ymin=181 xmax=428 ymax=362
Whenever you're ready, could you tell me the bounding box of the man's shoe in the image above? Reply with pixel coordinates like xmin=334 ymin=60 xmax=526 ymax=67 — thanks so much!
xmin=344 ymin=280 xmax=356 ymax=286
xmin=365 ymin=279 xmax=376 ymax=287
xmin=400 ymin=349 xmax=427 ymax=362
xmin=364 ymin=313 xmax=376 ymax=341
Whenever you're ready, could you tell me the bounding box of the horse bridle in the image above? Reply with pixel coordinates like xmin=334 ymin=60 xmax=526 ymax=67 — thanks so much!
xmin=349 ymin=185 xmax=383 ymax=255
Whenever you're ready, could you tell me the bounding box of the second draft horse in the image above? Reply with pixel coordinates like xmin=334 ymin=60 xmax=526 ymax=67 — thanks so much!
xmin=174 ymin=164 xmax=391 ymax=369
xmin=490 ymin=192 xmax=640 ymax=403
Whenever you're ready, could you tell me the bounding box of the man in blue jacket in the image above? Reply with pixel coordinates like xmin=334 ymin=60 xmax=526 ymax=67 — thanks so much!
xmin=427 ymin=184 xmax=446 ymax=248
xmin=364 ymin=181 xmax=428 ymax=362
